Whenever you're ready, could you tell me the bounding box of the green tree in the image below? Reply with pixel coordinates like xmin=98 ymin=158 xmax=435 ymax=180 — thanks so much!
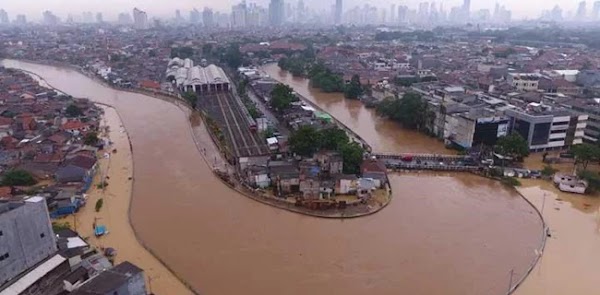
xmin=572 ymin=143 xmax=600 ymax=170
xmin=494 ymin=133 xmax=530 ymax=160
xmin=339 ymin=142 xmax=364 ymax=175
xmin=224 ymin=44 xmax=243 ymax=68
xmin=289 ymin=126 xmax=322 ymax=156
xmin=376 ymin=93 xmax=431 ymax=131
xmin=95 ymin=198 xmax=104 ymax=212
xmin=319 ymin=127 xmax=349 ymax=150
xmin=202 ymin=43 xmax=213 ymax=57
xmin=1 ymin=170 xmax=37 ymax=186
xmin=66 ymin=104 xmax=83 ymax=118
xmin=270 ymin=83 xmax=295 ymax=112
xmin=344 ymin=75 xmax=363 ymax=99
xmin=541 ymin=165 xmax=558 ymax=177
xmin=84 ymin=132 xmax=100 ymax=146
xmin=182 ymin=91 xmax=197 ymax=108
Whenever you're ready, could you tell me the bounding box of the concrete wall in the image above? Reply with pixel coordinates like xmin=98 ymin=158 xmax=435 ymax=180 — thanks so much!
xmin=0 ymin=197 xmax=57 ymax=285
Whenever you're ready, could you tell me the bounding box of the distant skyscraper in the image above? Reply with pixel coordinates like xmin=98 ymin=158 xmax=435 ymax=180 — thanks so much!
xmin=231 ymin=1 xmax=248 ymax=28
xmin=203 ymin=8 xmax=215 ymax=28
xmin=269 ymin=0 xmax=285 ymax=26
xmin=551 ymin=5 xmax=563 ymax=21
xmin=42 ymin=10 xmax=59 ymax=26
xmin=296 ymin=0 xmax=305 ymax=23
xmin=418 ymin=2 xmax=430 ymax=20
xmin=576 ymin=1 xmax=587 ymax=20
xmin=0 ymin=9 xmax=8 ymax=25
xmin=96 ymin=12 xmax=103 ymax=23
xmin=463 ymin=0 xmax=471 ymax=19
xmin=133 ymin=7 xmax=148 ymax=29
xmin=15 ymin=14 xmax=26 ymax=25
xmin=593 ymin=1 xmax=600 ymax=21
xmin=398 ymin=5 xmax=408 ymax=23
xmin=390 ymin=4 xmax=396 ymax=23
xmin=334 ymin=0 xmax=343 ymax=24
xmin=175 ymin=10 xmax=183 ymax=21
xmin=118 ymin=12 xmax=132 ymax=24
xmin=190 ymin=9 xmax=201 ymax=23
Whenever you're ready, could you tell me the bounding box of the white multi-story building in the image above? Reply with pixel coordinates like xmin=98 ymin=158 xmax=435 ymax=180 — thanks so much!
xmin=507 ymin=73 xmax=541 ymax=92
xmin=505 ymin=103 xmax=587 ymax=151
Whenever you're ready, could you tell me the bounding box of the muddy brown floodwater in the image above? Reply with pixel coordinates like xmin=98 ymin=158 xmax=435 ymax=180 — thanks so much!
xmin=4 ymin=59 xmax=544 ymax=295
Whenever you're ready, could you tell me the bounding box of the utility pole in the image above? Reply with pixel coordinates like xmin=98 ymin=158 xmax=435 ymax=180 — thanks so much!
xmin=541 ymin=192 xmax=547 ymax=218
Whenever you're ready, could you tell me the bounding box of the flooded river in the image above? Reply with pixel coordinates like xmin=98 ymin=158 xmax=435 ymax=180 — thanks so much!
xmin=4 ymin=60 xmax=545 ymax=295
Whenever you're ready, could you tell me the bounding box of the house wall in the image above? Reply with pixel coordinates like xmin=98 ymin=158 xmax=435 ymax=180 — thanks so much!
xmin=0 ymin=198 xmax=57 ymax=285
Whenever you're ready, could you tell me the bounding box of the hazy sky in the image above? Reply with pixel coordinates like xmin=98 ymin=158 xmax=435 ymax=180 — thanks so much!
xmin=0 ymin=0 xmax=589 ymax=21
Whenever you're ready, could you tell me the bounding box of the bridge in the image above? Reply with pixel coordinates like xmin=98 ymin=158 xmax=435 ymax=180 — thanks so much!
xmin=372 ymin=153 xmax=484 ymax=172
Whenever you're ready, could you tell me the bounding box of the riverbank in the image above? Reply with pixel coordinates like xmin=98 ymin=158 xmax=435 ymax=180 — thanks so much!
xmin=65 ymin=106 xmax=193 ymax=295
xmin=14 ymin=59 xmax=392 ymax=219
xmin=4 ymin=59 xmax=549 ymax=295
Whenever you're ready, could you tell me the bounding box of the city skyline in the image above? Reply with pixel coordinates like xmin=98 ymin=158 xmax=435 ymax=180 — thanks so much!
xmin=0 ymin=0 xmax=596 ymax=21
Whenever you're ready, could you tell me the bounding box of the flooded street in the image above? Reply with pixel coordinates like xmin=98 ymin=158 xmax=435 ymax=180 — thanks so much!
xmin=261 ymin=64 xmax=448 ymax=154
xmin=515 ymin=181 xmax=600 ymax=295
xmin=4 ymin=59 xmax=545 ymax=295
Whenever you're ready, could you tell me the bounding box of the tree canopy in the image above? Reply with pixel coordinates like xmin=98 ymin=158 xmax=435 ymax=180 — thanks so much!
xmin=344 ymin=75 xmax=363 ymax=99
xmin=288 ymin=125 xmax=322 ymax=156
xmin=494 ymin=133 xmax=530 ymax=160
xmin=84 ymin=132 xmax=100 ymax=146
xmin=572 ymin=143 xmax=600 ymax=170
xmin=223 ymin=44 xmax=243 ymax=68
xmin=270 ymin=83 xmax=296 ymax=112
xmin=1 ymin=170 xmax=37 ymax=186
xmin=66 ymin=104 xmax=83 ymax=118
xmin=376 ymin=93 xmax=432 ymax=131
xmin=339 ymin=142 xmax=364 ymax=174
xmin=288 ymin=126 xmax=365 ymax=174
xmin=170 ymin=46 xmax=195 ymax=59
xmin=308 ymin=63 xmax=344 ymax=93
xmin=182 ymin=91 xmax=197 ymax=108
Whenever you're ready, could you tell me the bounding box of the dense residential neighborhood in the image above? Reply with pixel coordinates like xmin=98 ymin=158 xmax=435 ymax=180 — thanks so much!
xmin=5 ymin=2 xmax=600 ymax=294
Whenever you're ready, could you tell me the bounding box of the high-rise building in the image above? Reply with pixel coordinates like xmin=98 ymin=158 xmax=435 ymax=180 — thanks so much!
xmin=190 ymin=8 xmax=201 ymax=24
xmin=133 ymin=7 xmax=148 ymax=29
xmin=398 ymin=5 xmax=408 ymax=23
xmin=593 ymin=1 xmax=600 ymax=21
xmin=390 ymin=4 xmax=396 ymax=23
xmin=175 ymin=9 xmax=184 ymax=22
xmin=418 ymin=2 xmax=430 ymax=20
xmin=576 ymin=1 xmax=587 ymax=20
xmin=15 ymin=14 xmax=26 ymax=25
xmin=269 ymin=0 xmax=285 ymax=26
xmin=0 ymin=197 xmax=57 ymax=284
xmin=96 ymin=12 xmax=103 ymax=23
xmin=118 ymin=12 xmax=132 ymax=24
xmin=203 ymin=7 xmax=215 ymax=28
xmin=296 ymin=0 xmax=305 ymax=23
xmin=463 ymin=0 xmax=471 ymax=17
xmin=231 ymin=1 xmax=248 ymax=28
xmin=0 ymin=9 xmax=9 ymax=25
xmin=551 ymin=5 xmax=563 ymax=21
xmin=42 ymin=10 xmax=59 ymax=26
xmin=334 ymin=0 xmax=343 ymax=24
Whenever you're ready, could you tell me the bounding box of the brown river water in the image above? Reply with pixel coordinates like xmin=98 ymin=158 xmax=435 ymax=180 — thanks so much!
xmin=4 ymin=60 xmax=547 ymax=295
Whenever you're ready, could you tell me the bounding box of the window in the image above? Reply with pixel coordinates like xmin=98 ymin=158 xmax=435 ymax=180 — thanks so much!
xmin=40 ymin=233 xmax=45 ymax=238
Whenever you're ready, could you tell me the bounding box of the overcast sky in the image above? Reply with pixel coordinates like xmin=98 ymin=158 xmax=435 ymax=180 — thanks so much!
xmin=0 ymin=0 xmax=589 ymax=21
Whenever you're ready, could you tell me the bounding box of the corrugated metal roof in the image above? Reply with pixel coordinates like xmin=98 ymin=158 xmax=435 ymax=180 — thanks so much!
xmin=0 ymin=255 xmax=66 ymax=295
